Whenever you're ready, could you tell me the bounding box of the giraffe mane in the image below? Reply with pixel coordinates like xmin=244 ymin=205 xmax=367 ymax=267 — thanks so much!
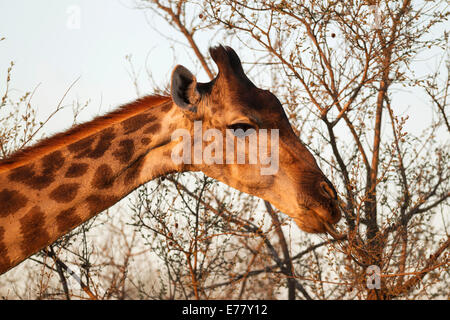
xmin=0 ymin=95 xmax=171 ymax=173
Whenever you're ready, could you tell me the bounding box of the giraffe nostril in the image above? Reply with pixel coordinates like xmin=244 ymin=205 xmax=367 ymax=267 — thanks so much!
xmin=320 ymin=181 xmax=336 ymax=200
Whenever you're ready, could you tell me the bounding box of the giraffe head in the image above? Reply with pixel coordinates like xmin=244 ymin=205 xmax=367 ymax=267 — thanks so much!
xmin=170 ymin=45 xmax=341 ymax=234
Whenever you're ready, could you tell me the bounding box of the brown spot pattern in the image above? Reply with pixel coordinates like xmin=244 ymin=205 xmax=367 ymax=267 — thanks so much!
xmin=56 ymin=207 xmax=82 ymax=233
xmin=20 ymin=206 xmax=51 ymax=256
xmin=125 ymin=155 xmax=145 ymax=183
xmin=0 ymin=226 xmax=11 ymax=274
xmin=70 ymin=128 xmax=116 ymax=159
xmin=88 ymin=128 xmax=116 ymax=159
xmin=8 ymin=151 xmax=65 ymax=190
xmin=147 ymin=115 xmax=157 ymax=123
xmin=112 ymin=139 xmax=135 ymax=164
xmin=85 ymin=194 xmax=120 ymax=217
xmin=92 ymin=164 xmax=114 ymax=189
xmin=141 ymin=137 xmax=151 ymax=145
xmin=49 ymin=183 xmax=80 ymax=203
xmin=144 ymin=123 xmax=161 ymax=135
xmin=122 ymin=113 xmax=150 ymax=134
xmin=0 ymin=189 xmax=28 ymax=217
xmin=68 ymin=136 xmax=95 ymax=153
xmin=7 ymin=165 xmax=34 ymax=182
xmin=65 ymin=163 xmax=89 ymax=178
xmin=8 ymin=165 xmax=52 ymax=190
xmin=42 ymin=151 xmax=65 ymax=174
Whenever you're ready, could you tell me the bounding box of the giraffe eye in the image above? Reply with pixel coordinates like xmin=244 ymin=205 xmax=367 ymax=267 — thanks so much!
xmin=227 ymin=123 xmax=256 ymax=138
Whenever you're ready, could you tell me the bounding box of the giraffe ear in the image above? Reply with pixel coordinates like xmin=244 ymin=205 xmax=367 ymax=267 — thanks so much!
xmin=171 ymin=65 xmax=200 ymax=111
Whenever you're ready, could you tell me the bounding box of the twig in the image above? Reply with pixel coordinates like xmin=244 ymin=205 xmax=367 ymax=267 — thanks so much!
xmin=43 ymin=248 xmax=98 ymax=300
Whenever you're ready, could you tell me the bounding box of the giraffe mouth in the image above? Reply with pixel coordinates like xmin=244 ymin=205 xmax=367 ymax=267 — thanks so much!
xmin=322 ymin=220 xmax=346 ymax=240
xmin=311 ymin=204 xmax=345 ymax=240
xmin=293 ymin=204 xmax=342 ymax=236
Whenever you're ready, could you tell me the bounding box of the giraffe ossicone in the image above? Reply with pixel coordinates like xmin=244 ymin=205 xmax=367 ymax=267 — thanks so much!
xmin=0 ymin=45 xmax=341 ymax=275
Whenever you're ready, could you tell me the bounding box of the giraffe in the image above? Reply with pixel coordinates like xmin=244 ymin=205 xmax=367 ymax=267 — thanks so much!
xmin=0 ymin=46 xmax=341 ymax=275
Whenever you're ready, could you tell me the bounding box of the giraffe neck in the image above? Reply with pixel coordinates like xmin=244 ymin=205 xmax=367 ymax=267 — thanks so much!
xmin=0 ymin=96 xmax=186 ymax=274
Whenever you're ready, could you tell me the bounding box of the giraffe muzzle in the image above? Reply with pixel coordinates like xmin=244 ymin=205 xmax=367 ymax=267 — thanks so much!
xmin=322 ymin=220 xmax=346 ymax=240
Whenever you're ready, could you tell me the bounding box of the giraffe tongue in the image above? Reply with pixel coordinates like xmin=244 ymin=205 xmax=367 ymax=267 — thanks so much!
xmin=323 ymin=221 xmax=346 ymax=240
